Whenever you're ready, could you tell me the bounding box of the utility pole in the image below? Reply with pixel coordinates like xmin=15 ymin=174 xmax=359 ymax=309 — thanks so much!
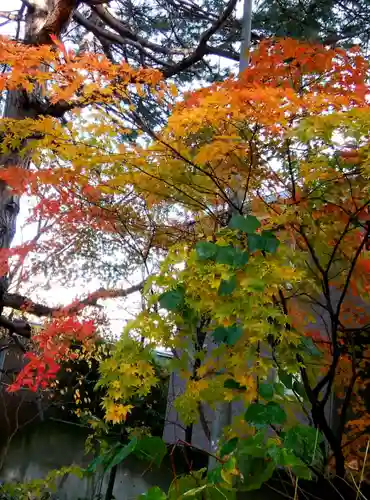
xmin=208 ymin=0 xmax=253 ymax=470
xmin=239 ymin=0 xmax=253 ymax=73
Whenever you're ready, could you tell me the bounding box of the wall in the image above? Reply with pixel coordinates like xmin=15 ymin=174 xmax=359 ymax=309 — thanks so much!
xmin=0 ymin=419 xmax=299 ymax=499
xmin=0 ymin=339 xmax=42 ymax=455
xmin=0 ymin=420 xmax=172 ymax=500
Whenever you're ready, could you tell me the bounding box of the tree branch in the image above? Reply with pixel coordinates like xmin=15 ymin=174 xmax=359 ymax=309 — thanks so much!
xmin=205 ymin=45 xmax=239 ymax=61
xmin=163 ymin=0 xmax=238 ymax=77
xmin=0 ymin=11 xmax=22 ymax=22
xmin=338 ymin=369 xmax=358 ymax=442
xmin=73 ymin=11 xmax=138 ymax=47
xmin=0 ymin=316 xmax=31 ymax=339
xmin=335 ymin=229 xmax=368 ymax=326
xmin=91 ymin=5 xmax=179 ymax=56
xmin=74 ymin=0 xmax=238 ymax=78
xmin=2 ymin=281 xmax=144 ymax=318
xmin=25 ymin=0 xmax=78 ymax=45
xmin=73 ymin=11 xmax=171 ymax=67
xmin=279 ymin=288 xmax=344 ymax=474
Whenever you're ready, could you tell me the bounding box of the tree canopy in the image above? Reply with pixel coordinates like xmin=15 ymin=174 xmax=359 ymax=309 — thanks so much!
xmin=0 ymin=33 xmax=369 ymax=499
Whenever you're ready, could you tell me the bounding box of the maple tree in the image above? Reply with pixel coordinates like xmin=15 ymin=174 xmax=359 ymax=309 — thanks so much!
xmin=0 ymin=0 xmax=246 ymax=336
xmin=0 ymin=31 xmax=370 ymax=500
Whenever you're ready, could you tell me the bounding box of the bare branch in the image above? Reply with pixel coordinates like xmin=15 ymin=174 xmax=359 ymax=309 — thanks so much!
xmin=163 ymin=0 xmax=238 ymax=77
xmin=0 ymin=11 xmax=22 ymax=22
xmin=206 ymin=45 xmax=239 ymax=61
xmin=0 ymin=316 xmax=31 ymax=339
xmin=91 ymin=5 xmax=179 ymax=56
xmin=73 ymin=11 xmax=171 ymax=66
xmin=2 ymin=281 xmax=144 ymax=318
xmin=74 ymin=0 xmax=238 ymax=78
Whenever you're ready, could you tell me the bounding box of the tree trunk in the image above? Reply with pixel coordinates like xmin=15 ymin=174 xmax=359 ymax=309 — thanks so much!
xmin=0 ymin=0 xmax=77 ymax=306
xmin=104 ymin=464 xmax=117 ymax=500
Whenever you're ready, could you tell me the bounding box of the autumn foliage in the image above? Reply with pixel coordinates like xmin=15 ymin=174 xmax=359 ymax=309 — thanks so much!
xmin=1 ymin=33 xmax=370 ymax=495
xmin=8 ymin=316 xmax=96 ymax=392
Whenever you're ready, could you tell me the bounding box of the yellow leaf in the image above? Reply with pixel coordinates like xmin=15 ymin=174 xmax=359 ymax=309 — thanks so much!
xmin=170 ymin=83 xmax=178 ymax=97
xmin=105 ymin=403 xmax=133 ymax=424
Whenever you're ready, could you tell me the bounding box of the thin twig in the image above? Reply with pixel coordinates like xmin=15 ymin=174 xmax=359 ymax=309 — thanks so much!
xmin=356 ymin=439 xmax=369 ymax=500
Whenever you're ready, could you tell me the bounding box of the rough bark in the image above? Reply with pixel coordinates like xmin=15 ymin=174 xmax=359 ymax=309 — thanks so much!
xmin=23 ymin=0 xmax=76 ymax=45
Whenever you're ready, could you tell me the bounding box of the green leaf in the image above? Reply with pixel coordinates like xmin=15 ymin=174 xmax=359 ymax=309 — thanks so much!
xmin=291 ymin=464 xmax=312 ymax=480
xmin=208 ymin=486 xmax=236 ymax=500
xmin=244 ymin=402 xmax=286 ymax=426
xmin=220 ymin=437 xmax=239 ymax=457
xmin=195 ymin=241 xmax=217 ymax=261
xmin=213 ymin=324 xmax=243 ymax=345
xmin=168 ymin=475 xmax=199 ymax=500
xmin=267 ymin=446 xmax=303 ymax=467
xmin=259 ymin=383 xmax=274 ymax=400
xmin=86 ymin=453 xmax=107 ymax=473
xmin=273 ymin=382 xmax=285 ymax=396
xmin=238 ymin=432 xmax=266 ymax=458
xmin=284 ymin=425 xmax=323 ymax=464
xmin=207 ymin=466 xmax=223 ymax=484
xmin=238 ymin=457 xmax=274 ymax=491
xmin=139 ymin=486 xmax=167 ymax=499
xmin=218 ymin=275 xmax=237 ymax=296
xmin=248 ymin=232 xmax=279 ymax=253
xmin=224 ymin=379 xmax=246 ymax=391
xmin=159 ymin=286 xmax=185 ymax=311
xmin=260 ymin=231 xmax=280 ymax=253
xmin=247 ymin=234 xmax=264 ymax=253
xmin=181 ymin=485 xmax=207 ymax=497
xmin=293 ymin=380 xmax=306 ymax=399
xmin=232 ymin=248 xmax=249 ymax=268
xmin=248 ymin=278 xmax=265 ymax=292
xmin=244 ymin=403 xmax=268 ymax=425
xmin=134 ymin=436 xmax=167 ymax=467
xmin=215 ymin=245 xmax=237 ymax=266
xmin=278 ymin=370 xmax=293 ymax=389
xmin=229 ymin=215 xmax=261 ymax=233
xmin=215 ymin=245 xmax=248 ymax=268
xmin=266 ymin=445 xmax=283 ymax=465
xmin=266 ymin=401 xmax=287 ymax=424
xmin=190 ymin=468 xmax=207 ymax=482
xmin=182 ymin=306 xmax=199 ymax=325
xmin=105 ymin=437 xmax=137 ymax=471
xmin=179 ymin=484 xmax=236 ymax=500
xmin=300 ymin=337 xmax=322 ymax=357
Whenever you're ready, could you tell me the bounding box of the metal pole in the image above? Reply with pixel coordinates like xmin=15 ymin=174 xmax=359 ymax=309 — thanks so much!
xmin=239 ymin=0 xmax=253 ymax=73
xmin=208 ymin=0 xmax=253 ymax=470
